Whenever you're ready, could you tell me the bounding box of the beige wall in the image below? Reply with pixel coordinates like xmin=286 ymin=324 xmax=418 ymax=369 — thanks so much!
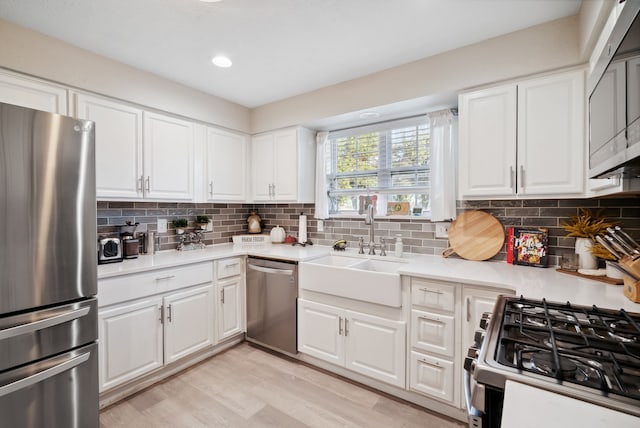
xmin=0 ymin=18 xmax=251 ymax=133
xmin=578 ymin=0 xmax=615 ymax=61
xmin=250 ymin=15 xmax=583 ymax=133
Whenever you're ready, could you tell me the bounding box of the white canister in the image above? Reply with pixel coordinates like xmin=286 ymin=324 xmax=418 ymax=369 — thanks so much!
xmin=270 ymin=225 xmax=285 ymax=243
xmin=299 ymin=213 xmax=308 ymax=243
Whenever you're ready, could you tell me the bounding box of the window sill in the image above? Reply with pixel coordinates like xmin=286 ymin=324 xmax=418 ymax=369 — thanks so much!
xmin=328 ymin=213 xmax=432 ymax=221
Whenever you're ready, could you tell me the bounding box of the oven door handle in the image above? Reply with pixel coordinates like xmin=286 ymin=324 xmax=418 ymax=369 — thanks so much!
xmin=464 ymin=369 xmax=483 ymax=423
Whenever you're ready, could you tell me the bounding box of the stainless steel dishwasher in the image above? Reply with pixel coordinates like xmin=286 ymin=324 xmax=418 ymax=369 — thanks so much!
xmin=246 ymin=257 xmax=298 ymax=355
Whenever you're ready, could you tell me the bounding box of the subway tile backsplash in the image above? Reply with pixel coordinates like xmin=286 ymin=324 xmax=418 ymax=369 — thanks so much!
xmin=97 ymin=198 xmax=640 ymax=265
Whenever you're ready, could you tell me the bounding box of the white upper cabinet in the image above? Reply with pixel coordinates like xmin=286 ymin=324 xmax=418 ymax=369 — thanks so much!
xmin=458 ymin=69 xmax=585 ymax=199
xmin=251 ymin=127 xmax=316 ymax=203
xmin=0 ymin=69 xmax=68 ymax=114
xmin=517 ymin=70 xmax=585 ymax=195
xmin=75 ymin=93 xmax=144 ymax=199
xmin=143 ymin=112 xmax=195 ymax=200
xmin=205 ymin=127 xmax=248 ymax=202
xmin=458 ymin=84 xmax=517 ymax=198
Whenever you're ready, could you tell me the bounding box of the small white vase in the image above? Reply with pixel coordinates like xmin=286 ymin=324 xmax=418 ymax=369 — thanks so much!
xmin=575 ymin=237 xmax=598 ymax=270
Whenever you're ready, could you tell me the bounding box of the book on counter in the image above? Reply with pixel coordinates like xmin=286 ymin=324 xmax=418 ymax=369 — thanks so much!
xmin=507 ymin=227 xmax=549 ymax=268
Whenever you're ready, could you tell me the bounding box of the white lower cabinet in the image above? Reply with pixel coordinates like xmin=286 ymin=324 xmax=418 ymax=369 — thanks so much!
xmin=409 ymin=350 xmax=455 ymax=403
xmin=215 ymin=257 xmax=246 ymax=341
xmin=298 ymin=299 xmax=405 ymax=388
xmin=164 ymin=285 xmax=215 ymax=364
xmin=98 ymin=262 xmax=216 ymax=393
xmin=98 ymin=297 xmax=164 ymax=392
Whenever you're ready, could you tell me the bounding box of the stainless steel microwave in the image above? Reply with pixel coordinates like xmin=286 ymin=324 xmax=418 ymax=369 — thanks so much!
xmin=588 ymin=0 xmax=640 ymax=179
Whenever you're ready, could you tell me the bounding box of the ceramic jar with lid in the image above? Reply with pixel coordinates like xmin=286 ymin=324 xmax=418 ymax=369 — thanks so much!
xmin=270 ymin=225 xmax=286 ymax=243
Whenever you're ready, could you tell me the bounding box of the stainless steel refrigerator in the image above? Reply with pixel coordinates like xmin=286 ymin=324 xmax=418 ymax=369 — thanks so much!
xmin=0 ymin=102 xmax=98 ymax=427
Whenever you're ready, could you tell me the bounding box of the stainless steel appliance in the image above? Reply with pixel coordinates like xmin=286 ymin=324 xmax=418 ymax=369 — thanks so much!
xmin=246 ymin=257 xmax=298 ymax=355
xmin=464 ymin=295 xmax=640 ymax=427
xmin=98 ymin=235 xmax=123 ymax=264
xmin=0 ymin=102 xmax=98 ymax=427
xmin=589 ymin=0 xmax=640 ymax=179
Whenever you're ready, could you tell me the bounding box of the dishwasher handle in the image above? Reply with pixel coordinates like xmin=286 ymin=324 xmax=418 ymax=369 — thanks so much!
xmin=247 ymin=264 xmax=294 ymax=276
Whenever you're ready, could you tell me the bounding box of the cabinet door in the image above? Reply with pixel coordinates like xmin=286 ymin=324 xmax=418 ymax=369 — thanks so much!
xmin=75 ymin=94 xmax=143 ymax=199
xmin=164 ymin=284 xmax=214 ymax=364
xmin=273 ymin=129 xmax=298 ymax=201
xmin=518 ymin=70 xmax=585 ymax=195
xmin=411 ymin=309 xmax=455 ymax=357
xmin=98 ymin=297 xmax=163 ymax=392
xmin=0 ymin=70 xmax=67 ymax=114
xmin=458 ymin=84 xmax=517 ymax=198
xmin=217 ymin=276 xmax=244 ymax=341
xmin=206 ymin=127 xmax=247 ymax=201
xmin=409 ymin=350 xmax=454 ymax=404
xmin=344 ymin=310 xmax=406 ymax=388
xmin=461 ymin=286 xmax=512 ymax=353
xmin=251 ymin=134 xmax=274 ymax=201
xmin=143 ymin=112 xmax=194 ymax=200
xmin=297 ymin=299 xmax=344 ymax=366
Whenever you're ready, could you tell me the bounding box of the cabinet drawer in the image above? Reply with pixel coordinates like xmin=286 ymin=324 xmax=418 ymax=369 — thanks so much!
xmin=215 ymin=257 xmax=243 ymax=279
xmin=411 ymin=309 xmax=455 ymax=357
xmin=99 ymin=262 xmax=213 ymax=307
xmin=411 ymin=279 xmax=455 ymax=312
xmin=409 ymin=350 xmax=455 ymax=404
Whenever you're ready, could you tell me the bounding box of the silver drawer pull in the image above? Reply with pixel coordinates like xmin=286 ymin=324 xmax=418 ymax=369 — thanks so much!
xmin=155 ymin=275 xmax=175 ymax=281
xmin=419 ymin=315 xmax=441 ymax=322
xmin=419 ymin=288 xmax=443 ymax=295
xmin=225 ymin=263 xmax=239 ymax=268
xmin=420 ymin=358 xmax=440 ymax=367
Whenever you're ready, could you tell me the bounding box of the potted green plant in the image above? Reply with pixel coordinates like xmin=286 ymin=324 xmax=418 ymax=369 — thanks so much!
xmin=172 ymin=218 xmax=188 ymax=235
xmin=196 ymin=215 xmax=210 ymax=229
xmin=561 ymin=208 xmax=616 ymax=269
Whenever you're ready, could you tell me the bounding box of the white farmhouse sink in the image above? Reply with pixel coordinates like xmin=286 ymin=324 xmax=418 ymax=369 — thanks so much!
xmin=299 ymin=254 xmax=406 ymax=307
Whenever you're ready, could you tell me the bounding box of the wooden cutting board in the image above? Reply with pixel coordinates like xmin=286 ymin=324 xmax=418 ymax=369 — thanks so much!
xmin=442 ymin=210 xmax=505 ymax=261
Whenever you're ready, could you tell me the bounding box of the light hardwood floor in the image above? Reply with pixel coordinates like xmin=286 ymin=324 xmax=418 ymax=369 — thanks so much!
xmin=100 ymin=343 xmax=466 ymax=428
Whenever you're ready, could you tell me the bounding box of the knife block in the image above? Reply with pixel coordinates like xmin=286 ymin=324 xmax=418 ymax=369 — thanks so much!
xmin=623 ymin=276 xmax=640 ymax=303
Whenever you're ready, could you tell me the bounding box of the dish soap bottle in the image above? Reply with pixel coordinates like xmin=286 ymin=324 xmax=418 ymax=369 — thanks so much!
xmin=394 ymin=234 xmax=403 ymax=258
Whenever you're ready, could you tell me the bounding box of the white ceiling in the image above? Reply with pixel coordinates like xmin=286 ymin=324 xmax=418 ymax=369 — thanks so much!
xmin=0 ymin=0 xmax=582 ymax=109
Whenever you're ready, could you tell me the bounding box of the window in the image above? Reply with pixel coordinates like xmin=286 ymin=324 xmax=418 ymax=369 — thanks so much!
xmin=326 ymin=117 xmax=430 ymax=216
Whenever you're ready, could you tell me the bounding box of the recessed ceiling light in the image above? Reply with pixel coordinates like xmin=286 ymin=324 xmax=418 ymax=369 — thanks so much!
xmin=211 ymin=55 xmax=232 ymax=68
xmin=359 ymin=111 xmax=380 ymax=119
xmin=200 ymin=0 xmax=222 ymax=3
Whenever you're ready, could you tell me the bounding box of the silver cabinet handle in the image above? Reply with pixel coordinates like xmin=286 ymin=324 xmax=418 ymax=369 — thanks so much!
xmin=225 ymin=262 xmax=240 ymax=269
xmin=0 ymin=351 xmax=90 ymax=398
xmin=344 ymin=318 xmax=349 ymax=337
xmin=145 ymin=176 xmax=150 ymax=192
xmin=137 ymin=175 xmax=144 ymax=192
xmin=209 ymin=181 xmax=213 ymax=196
xmin=419 ymin=315 xmax=441 ymax=322
xmin=155 ymin=275 xmax=175 ymax=281
xmin=466 ymin=297 xmax=471 ymax=322
xmin=221 ymin=289 xmax=225 ymax=304
xmin=420 ymin=358 xmax=440 ymax=367
xmin=159 ymin=305 xmax=164 ymax=324
xmin=0 ymin=306 xmax=90 ymax=341
xmin=271 ymin=183 xmax=275 ymax=198
xmin=519 ymin=165 xmax=524 ymax=191
xmin=167 ymin=304 xmax=172 ymax=322
xmin=268 ymin=183 xmax=273 ymax=198
xmin=509 ymin=166 xmax=514 ymax=191
xmin=338 ymin=317 xmax=343 ymax=336
xmin=419 ymin=288 xmax=443 ymax=295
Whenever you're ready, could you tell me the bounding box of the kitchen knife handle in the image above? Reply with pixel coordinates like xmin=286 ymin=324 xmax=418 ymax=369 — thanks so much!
xmin=615 ymin=226 xmax=640 ymax=251
xmin=605 ymin=235 xmax=632 ymax=257
xmin=595 ymin=235 xmax=620 ymax=260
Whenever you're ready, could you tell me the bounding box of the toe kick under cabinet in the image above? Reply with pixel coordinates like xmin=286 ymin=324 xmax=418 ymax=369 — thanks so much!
xmin=408 ymin=277 xmax=513 ymax=408
xmin=97 ymin=262 xmax=215 ymax=392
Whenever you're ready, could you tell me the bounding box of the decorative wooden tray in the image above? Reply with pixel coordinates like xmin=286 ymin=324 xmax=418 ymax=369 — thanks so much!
xmin=556 ymin=268 xmax=623 ymax=285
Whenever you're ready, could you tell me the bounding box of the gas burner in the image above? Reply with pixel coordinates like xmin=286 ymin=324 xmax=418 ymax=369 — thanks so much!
xmin=530 ymin=351 xmax=577 ymax=377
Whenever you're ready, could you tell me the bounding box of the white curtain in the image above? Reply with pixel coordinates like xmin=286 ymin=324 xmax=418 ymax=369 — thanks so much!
xmin=428 ymin=109 xmax=457 ymax=222
xmin=314 ymin=131 xmax=330 ymax=219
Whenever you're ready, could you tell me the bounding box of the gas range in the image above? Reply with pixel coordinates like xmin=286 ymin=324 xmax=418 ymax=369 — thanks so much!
xmin=466 ymin=296 xmax=640 ymax=427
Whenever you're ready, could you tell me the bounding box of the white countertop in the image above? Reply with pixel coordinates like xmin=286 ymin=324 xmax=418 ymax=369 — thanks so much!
xmin=98 ymin=243 xmax=640 ymax=312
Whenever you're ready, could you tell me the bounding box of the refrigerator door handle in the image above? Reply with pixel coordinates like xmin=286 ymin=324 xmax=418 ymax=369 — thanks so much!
xmin=0 ymin=351 xmax=90 ymax=398
xmin=0 ymin=306 xmax=90 ymax=341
